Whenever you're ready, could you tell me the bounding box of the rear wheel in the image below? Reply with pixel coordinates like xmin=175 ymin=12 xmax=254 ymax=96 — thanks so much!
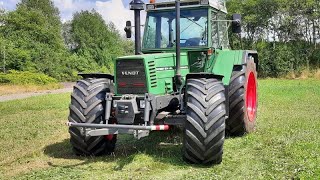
xmin=68 ymin=78 xmax=117 ymax=156
xmin=183 ymin=78 xmax=226 ymax=165
xmin=227 ymin=57 xmax=258 ymax=136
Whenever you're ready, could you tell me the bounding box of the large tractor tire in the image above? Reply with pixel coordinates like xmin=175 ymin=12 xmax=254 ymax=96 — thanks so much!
xmin=227 ymin=57 xmax=258 ymax=136
xmin=183 ymin=78 xmax=226 ymax=165
xmin=68 ymin=78 xmax=117 ymax=156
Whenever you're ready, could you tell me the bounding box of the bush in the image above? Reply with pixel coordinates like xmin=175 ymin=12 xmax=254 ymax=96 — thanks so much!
xmin=0 ymin=70 xmax=58 ymax=85
xmin=234 ymin=40 xmax=320 ymax=78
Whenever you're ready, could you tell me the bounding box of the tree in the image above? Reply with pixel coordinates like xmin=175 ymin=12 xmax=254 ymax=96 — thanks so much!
xmin=19 ymin=0 xmax=61 ymax=27
xmin=0 ymin=0 xmax=134 ymax=80
xmin=0 ymin=0 xmax=68 ymax=79
xmin=70 ymin=10 xmax=126 ymax=71
xmin=227 ymin=0 xmax=320 ymax=77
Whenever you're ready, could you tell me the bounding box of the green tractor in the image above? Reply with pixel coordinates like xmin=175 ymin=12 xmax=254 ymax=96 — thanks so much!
xmin=67 ymin=0 xmax=258 ymax=165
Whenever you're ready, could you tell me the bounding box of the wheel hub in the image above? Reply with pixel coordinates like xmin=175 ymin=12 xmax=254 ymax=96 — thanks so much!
xmin=246 ymin=72 xmax=257 ymax=122
xmin=105 ymin=135 xmax=114 ymax=141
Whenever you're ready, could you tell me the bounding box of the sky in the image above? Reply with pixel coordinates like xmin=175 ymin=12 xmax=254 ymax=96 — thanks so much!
xmin=0 ymin=0 xmax=151 ymax=34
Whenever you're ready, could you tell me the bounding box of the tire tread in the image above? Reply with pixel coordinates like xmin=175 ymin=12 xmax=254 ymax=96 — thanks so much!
xmin=68 ymin=78 xmax=116 ymax=156
xmin=183 ymin=78 xmax=226 ymax=165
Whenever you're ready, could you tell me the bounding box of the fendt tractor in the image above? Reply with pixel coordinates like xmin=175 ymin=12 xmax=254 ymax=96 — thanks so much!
xmin=67 ymin=0 xmax=258 ymax=165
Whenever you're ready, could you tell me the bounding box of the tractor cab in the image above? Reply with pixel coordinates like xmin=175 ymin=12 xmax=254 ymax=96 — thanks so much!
xmin=142 ymin=0 xmax=229 ymax=52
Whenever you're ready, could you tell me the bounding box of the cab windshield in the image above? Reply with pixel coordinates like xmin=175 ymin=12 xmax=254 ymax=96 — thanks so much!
xmin=143 ymin=9 xmax=208 ymax=49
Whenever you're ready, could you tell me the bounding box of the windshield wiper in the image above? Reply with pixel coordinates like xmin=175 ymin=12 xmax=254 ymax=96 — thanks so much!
xmin=180 ymin=15 xmax=204 ymax=35
xmin=181 ymin=15 xmax=204 ymax=29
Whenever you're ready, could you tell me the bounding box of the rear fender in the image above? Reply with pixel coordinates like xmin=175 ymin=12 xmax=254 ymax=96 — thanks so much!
xmin=242 ymin=50 xmax=259 ymax=71
xmin=209 ymin=50 xmax=258 ymax=85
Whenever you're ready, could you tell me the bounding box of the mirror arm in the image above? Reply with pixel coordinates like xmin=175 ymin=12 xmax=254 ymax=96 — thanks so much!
xmin=212 ymin=20 xmax=240 ymax=23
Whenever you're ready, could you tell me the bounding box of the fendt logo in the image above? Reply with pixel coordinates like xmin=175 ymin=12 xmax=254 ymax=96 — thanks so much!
xmin=121 ymin=71 xmax=140 ymax=76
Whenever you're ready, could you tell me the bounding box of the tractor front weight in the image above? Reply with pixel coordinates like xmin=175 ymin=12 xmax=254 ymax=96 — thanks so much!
xmin=67 ymin=92 xmax=180 ymax=139
xmin=67 ymin=122 xmax=170 ymax=140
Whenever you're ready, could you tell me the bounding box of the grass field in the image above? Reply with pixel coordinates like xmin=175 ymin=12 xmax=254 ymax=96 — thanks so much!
xmin=0 ymin=84 xmax=62 ymax=96
xmin=0 ymin=79 xmax=320 ymax=179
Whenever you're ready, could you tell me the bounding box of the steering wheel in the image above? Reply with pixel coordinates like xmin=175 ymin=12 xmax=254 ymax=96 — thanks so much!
xmin=185 ymin=38 xmax=201 ymax=47
xmin=168 ymin=39 xmax=188 ymax=47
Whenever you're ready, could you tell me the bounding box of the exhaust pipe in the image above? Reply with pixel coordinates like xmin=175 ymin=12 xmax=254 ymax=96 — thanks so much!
xmin=129 ymin=0 xmax=145 ymax=55
xmin=175 ymin=0 xmax=182 ymax=86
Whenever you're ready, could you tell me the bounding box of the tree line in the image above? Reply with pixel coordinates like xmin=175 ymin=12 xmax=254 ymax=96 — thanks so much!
xmin=227 ymin=0 xmax=320 ymax=77
xmin=0 ymin=0 xmax=134 ymax=81
xmin=0 ymin=0 xmax=319 ymax=80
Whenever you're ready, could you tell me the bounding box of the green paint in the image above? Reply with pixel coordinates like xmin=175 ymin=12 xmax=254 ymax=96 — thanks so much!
xmin=206 ymin=49 xmax=246 ymax=85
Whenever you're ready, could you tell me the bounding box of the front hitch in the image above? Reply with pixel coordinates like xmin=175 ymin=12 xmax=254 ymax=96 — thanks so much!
xmin=66 ymin=122 xmax=170 ymax=139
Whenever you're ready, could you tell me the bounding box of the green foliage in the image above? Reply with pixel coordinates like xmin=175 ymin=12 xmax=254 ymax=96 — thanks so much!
xmin=0 ymin=70 xmax=58 ymax=85
xmin=1 ymin=0 xmax=68 ymax=79
xmin=68 ymin=10 xmax=129 ymax=70
xmin=19 ymin=0 xmax=61 ymax=27
xmin=0 ymin=1 xmax=134 ymax=82
xmin=227 ymin=0 xmax=320 ymax=77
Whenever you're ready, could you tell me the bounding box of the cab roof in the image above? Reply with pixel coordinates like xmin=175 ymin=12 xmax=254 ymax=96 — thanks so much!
xmin=146 ymin=0 xmax=227 ymax=13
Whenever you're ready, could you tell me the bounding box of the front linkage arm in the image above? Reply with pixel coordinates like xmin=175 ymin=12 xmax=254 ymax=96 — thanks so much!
xmin=67 ymin=92 xmax=179 ymax=139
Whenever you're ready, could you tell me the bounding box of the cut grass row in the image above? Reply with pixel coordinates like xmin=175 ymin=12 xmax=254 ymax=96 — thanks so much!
xmin=0 ymin=79 xmax=319 ymax=179
xmin=0 ymin=84 xmax=62 ymax=96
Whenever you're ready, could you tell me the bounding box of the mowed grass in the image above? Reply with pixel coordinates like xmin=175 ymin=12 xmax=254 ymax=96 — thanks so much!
xmin=0 ymin=84 xmax=62 ymax=96
xmin=0 ymin=79 xmax=319 ymax=179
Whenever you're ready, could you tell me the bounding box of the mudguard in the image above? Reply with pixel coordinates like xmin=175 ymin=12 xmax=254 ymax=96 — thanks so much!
xmin=78 ymin=73 xmax=114 ymax=81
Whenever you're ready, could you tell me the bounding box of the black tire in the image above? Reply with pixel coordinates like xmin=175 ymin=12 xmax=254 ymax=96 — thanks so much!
xmin=68 ymin=78 xmax=117 ymax=156
xmin=183 ymin=78 xmax=226 ymax=165
xmin=227 ymin=57 xmax=258 ymax=136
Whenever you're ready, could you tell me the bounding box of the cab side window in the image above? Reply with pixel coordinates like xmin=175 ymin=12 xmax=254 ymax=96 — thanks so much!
xmin=211 ymin=11 xmax=229 ymax=49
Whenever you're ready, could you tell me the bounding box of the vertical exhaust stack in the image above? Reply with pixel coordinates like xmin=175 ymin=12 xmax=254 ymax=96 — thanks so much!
xmin=129 ymin=0 xmax=145 ymax=55
xmin=175 ymin=0 xmax=182 ymax=87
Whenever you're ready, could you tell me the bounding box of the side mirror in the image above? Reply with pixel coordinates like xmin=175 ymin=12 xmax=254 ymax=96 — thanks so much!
xmin=124 ymin=21 xmax=132 ymax=38
xmin=232 ymin=14 xmax=241 ymax=34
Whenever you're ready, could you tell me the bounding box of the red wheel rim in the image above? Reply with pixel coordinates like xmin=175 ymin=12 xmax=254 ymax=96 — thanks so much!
xmin=105 ymin=134 xmax=114 ymax=141
xmin=246 ymin=72 xmax=257 ymax=122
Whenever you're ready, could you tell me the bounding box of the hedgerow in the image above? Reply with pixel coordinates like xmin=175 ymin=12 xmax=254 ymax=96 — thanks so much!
xmin=0 ymin=70 xmax=58 ymax=85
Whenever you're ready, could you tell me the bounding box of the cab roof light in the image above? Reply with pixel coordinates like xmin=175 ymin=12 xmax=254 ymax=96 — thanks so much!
xmin=146 ymin=4 xmax=155 ymax=10
xmin=149 ymin=0 xmax=209 ymax=4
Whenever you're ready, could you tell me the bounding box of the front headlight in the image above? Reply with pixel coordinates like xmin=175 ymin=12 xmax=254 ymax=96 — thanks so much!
xmin=139 ymin=100 xmax=146 ymax=109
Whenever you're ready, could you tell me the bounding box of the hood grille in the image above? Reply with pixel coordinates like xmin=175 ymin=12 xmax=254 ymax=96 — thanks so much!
xmin=116 ymin=59 xmax=147 ymax=94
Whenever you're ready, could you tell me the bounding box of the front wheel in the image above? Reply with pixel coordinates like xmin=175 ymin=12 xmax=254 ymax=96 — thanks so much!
xmin=68 ymin=78 xmax=117 ymax=156
xmin=183 ymin=78 xmax=226 ymax=165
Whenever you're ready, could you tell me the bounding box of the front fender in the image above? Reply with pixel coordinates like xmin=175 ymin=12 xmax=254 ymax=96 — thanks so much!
xmin=78 ymin=73 xmax=114 ymax=81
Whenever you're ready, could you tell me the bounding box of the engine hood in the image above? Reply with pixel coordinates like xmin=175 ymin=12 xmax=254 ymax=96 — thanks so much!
xmin=115 ymin=52 xmax=190 ymax=95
